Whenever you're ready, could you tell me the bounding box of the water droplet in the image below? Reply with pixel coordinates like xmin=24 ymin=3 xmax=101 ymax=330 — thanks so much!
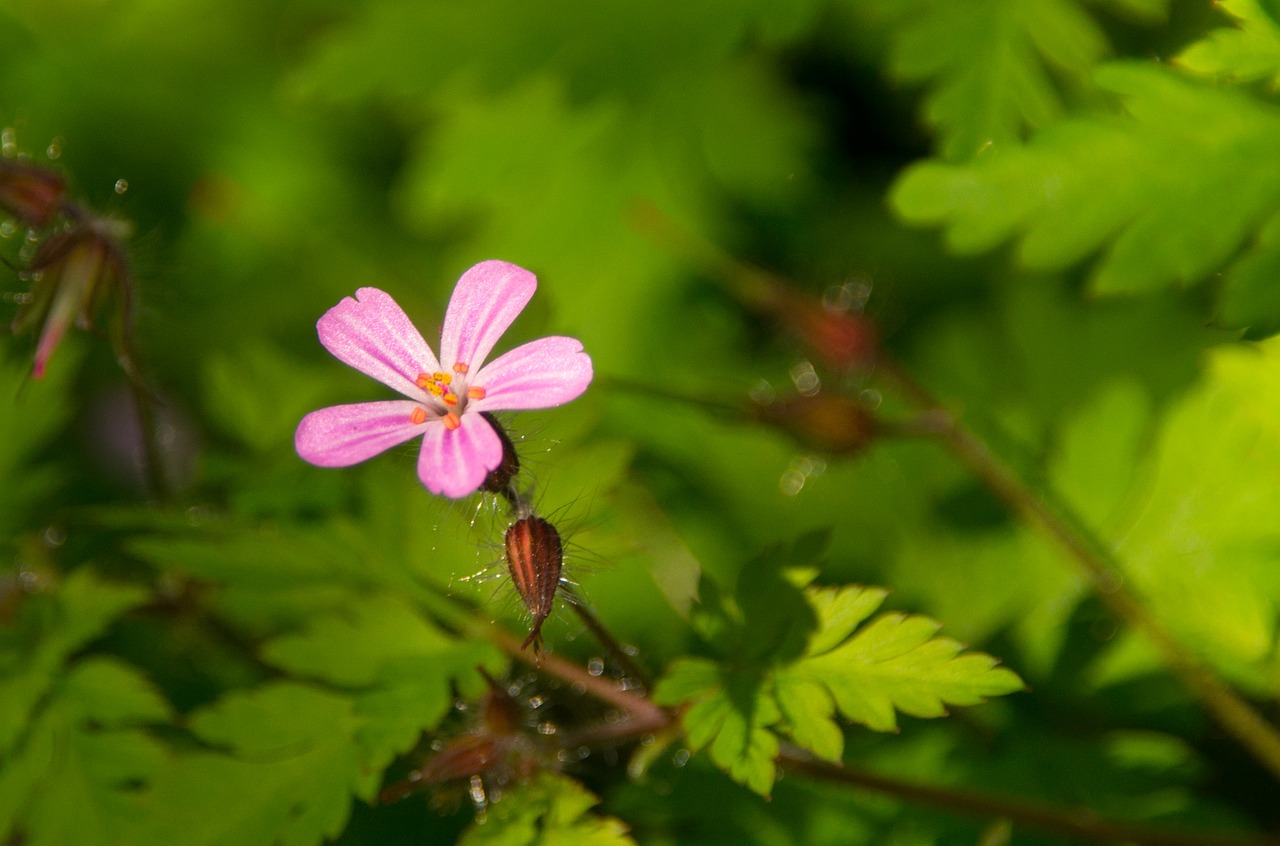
xmin=41 ymin=525 xmax=66 ymax=548
xmin=114 ymin=178 xmax=129 ymax=194
xmin=1 ymin=128 xmax=16 ymax=157
xmin=859 ymin=388 xmax=883 ymax=410
xmin=46 ymin=140 xmax=61 ymax=160
xmin=468 ymin=775 xmax=488 ymax=810
xmin=789 ymin=361 xmax=821 ymax=397
xmin=0 ymin=221 xmax=14 ymax=238
xmin=672 ymin=749 xmax=691 ymax=767
xmin=587 ymin=658 xmax=604 ymax=677
xmin=799 ymin=455 xmax=827 ymax=477
xmin=780 ymin=454 xmax=826 ymax=497
xmin=779 ymin=468 xmax=806 ymax=497
xmin=823 ymin=275 xmax=872 ymax=314
xmin=537 ymin=721 xmax=557 ymax=735
xmin=749 ymin=379 xmax=776 ymax=406
xmin=17 ymin=568 xmax=43 ymax=591
xmin=527 ymin=694 xmax=545 ymax=709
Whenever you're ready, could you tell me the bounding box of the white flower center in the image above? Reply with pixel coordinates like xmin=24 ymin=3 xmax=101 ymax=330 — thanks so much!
xmin=410 ymin=361 xmax=487 ymax=430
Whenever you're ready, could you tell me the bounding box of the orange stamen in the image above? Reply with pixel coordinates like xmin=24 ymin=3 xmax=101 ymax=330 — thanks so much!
xmin=467 ymin=386 xmax=486 ymax=400
xmin=453 ymin=362 xmax=469 ymax=374
xmin=433 ymin=371 xmax=452 ymax=384
xmin=442 ymin=412 xmax=461 ymax=430
xmin=427 ymin=383 xmax=445 ymax=396
xmin=442 ymin=393 xmax=459 ymax=406
xmin=410 ymin=407 xmax=427 ymax=425
xmin=415 ymin=373 xmax=432 ymax=388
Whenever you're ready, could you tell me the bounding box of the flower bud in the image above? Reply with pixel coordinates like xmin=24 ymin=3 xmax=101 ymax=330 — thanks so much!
xmin=0 ymin=161 xmax=65 ymax=227
xmin=12 ymin=216 xmax=131 ymax=378
xmin=378 ymin=670 xmax=540 ymax=805
xmin=772 ymin=294 xmax=878 ymax=371
xmin=504 ymin=515 xmax=564 ymax=650
xmin=479 ymin=412 xmax=520 ymax=495
xmin=750 ymin=392 xmax=877 ymax=455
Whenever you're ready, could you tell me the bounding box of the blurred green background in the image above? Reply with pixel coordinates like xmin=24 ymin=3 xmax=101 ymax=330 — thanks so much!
xmin=4 ymin=0 xmax=1280 ymax=843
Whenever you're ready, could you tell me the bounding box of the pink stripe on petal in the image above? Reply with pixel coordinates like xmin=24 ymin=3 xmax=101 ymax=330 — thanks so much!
xmin=296 ymin=401 xmax=426 ymax=467
xmin=439 ymin=261 xmax=536 ymax=373
xmin=469 ymin=336 xmax=593 ymax=412
xmin=418 ymin=409 xmax=502 ymax=498
xmin=317 ymin=288 xmax=439 ymax=399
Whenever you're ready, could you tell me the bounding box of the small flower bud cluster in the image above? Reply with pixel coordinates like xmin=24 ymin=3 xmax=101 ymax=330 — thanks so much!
xmin=378 ymin=669 xmax=544 ymax=810
xmin=742 ymin=278 xmax=883 ymax=460
xmin=1 ymin=148 xmax=135 ymax=378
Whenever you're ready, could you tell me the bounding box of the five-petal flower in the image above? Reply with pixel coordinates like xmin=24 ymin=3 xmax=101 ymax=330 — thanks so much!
xmin=295 ymin=260 xmax=592 ymax=498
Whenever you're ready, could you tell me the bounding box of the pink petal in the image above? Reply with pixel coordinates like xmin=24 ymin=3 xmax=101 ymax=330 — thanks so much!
xmin=468 ymin=336 xmax=593 ymax=412
xmin=296 ymin=401 xmax=425 ymax=467
xmin=317 ymin=288 xmax=439 ymax=399
xmin=439 ymin=260 xmax=536 ymax=373
xmin=417 ymin=410 xmax=502 ymax=498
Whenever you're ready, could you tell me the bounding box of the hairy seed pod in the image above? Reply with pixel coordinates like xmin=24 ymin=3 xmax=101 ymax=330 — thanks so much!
xmin=504 ymin=516 xmax=563 ymax=649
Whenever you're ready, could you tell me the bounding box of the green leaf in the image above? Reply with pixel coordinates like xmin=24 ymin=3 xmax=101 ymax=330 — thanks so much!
xmin=203 ymin=342 xmax=333 ymax=454
xmin=792 ymin=600 xmax=1025 ymax=734
xmin=1220 ymin=210 xmax=1280 ymax=333
xmin=651 ymin=657 xmax=720 ymax=705
xmin=0 ymin=657 xmax=169 ymax=846
xmin=869 ymin=0 xmax=1107 ymax=159
xmin=655 ymin=660 xmax=781 ymax=795
xmin=0 ymin=346 xmax=78 ymax=541
xmin=892 ymin=63 xmax=1280 ymax=303
xmin=773 ymin=676 xmax=842 ymax=762
xmin=0 ymin=570 xmax=149 ymax=755
xmin=262 ymin=594 xmax=502 ymax=775
xmin=261 ymin=594 xmax=456 ymax=687
xmin=1177 ymin=0 xmax=1280 ymax=87
xmin=682 ymin=676 xmax=781 ymax=796
xmin=55 ymin=657 xmax=172 ymax=725
xmin=1096 ymin=0 xmax=1169 ymax=20
xmin=458 ymin=773 xmax=634 ymax=846
xmin=133 ymin=682 xmax=362 ymax=846
xmin=1109 ymin=339 xmax=1280 ymax=687
xmin=657 ymin=583 xmax=1022 ymax=788
xmin=804 ymin=585 xmax=890 ymax=657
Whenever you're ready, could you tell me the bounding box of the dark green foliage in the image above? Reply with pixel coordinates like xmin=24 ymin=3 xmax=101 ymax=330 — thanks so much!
xmin=3 ymin=0 xmax=1280 ymax=843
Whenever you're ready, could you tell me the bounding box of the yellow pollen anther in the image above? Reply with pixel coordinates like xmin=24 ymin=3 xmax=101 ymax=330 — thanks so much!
xmin=410 ymin=407 xmax=427 ymax=425
xmin=453 ymin=362 xmax=469 ymax=374
xmin=442 ymin=393 xmax=459 ymax=406
xmin=427 ymin=383 xmax=444 ymax=396
xmin=467 ymin=386 xmax=486 ymax=400
xmin=415 ymin=373 xmax=432 ymax=388
xmin=433 ymin=371 xmax=451 ymax=384
xmin=442 ymin=412 xmax=461 ymax=430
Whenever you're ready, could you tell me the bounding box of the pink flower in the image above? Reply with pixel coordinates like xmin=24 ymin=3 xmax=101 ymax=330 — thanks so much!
xmin=295 ymin=260 xmax=592 ymax=498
